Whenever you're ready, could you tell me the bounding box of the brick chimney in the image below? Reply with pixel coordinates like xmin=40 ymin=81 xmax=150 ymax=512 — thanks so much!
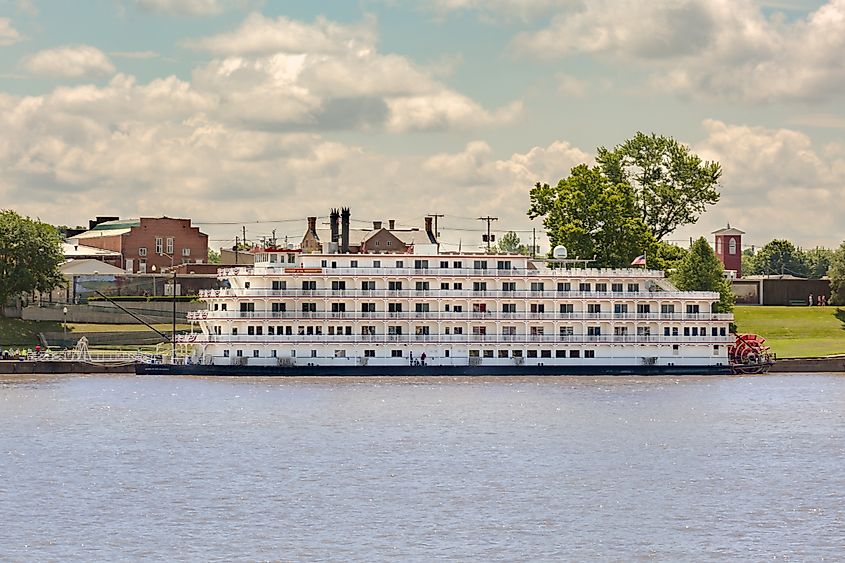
xmin=307 ymin=216 xmax=317 ymax=236
xmin=341 ymin=207 xmax=350 ymax=253
xmin=373 ymin=220 xmax=382 ymax=230
xmin=389 ymin=219 xmax=395 ymax=230
xmin=425 ymin=216 xmax=437 ymax=244
xmin=330 ymin=209 xmax=340 ymax=243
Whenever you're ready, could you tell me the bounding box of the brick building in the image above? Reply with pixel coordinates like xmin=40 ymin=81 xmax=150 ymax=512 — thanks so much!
xmin=70 ymin=217 xmax=208 ymax=273
xmin=713 ymin=224 xmax=744 ymax=278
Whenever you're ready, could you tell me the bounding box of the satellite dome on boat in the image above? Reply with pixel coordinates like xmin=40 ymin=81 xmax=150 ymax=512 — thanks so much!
xmin=552 ymin=245 xmax=568 ymax=259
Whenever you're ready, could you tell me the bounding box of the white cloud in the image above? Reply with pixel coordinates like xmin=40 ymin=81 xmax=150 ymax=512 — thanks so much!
xmin=678 ymin=119 xmax=845 ymax=247
xmin=0 ymin=18 xmax=23 ymax=46
xmin=185 ymin=12 xmax=378 ymax=56
xmin=22 ymin=45 xmax=116 ymax=78
xmin=427 ymin=0 xmax=576 ymax=22
xmin=134 ymin=0 xmax=224 ymax=16
xmin=111 ymin=50 xmax=160 ymax=59
xmin=185 ymin=13 xmax=521 ymax=131
xmin=513 ymin=0 xmax=845 ymax=103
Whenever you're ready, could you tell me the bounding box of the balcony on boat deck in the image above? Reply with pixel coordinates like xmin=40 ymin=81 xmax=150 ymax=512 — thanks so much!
xmin=177 ymin=333 xmax=736 ymax=345
xmin=187 ymin=310 xmax=733 ymax=322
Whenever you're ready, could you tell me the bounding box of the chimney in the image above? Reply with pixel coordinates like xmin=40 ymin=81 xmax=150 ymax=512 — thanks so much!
xmin=389 ymin=219 xmax=395 ymax=230
xmin=425 ymin=216 xmax=437 ymax=244
xmin=373 ymin=221 xmax=382 ymax=230
xmin=341 ymin=207 xmax=350 ymax=254
xmin=307 ymin=216 xmax=317 ymax=236
xmin=330 ymin=209 xmax=340 ymax=243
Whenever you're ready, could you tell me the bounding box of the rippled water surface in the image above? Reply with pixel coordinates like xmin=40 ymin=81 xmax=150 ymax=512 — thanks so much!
xmin=1 ymin=374 xmax=844 ymax=561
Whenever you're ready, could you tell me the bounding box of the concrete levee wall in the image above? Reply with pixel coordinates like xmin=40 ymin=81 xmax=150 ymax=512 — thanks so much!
xmin=22 ymin=302 xmax=204 ymax=324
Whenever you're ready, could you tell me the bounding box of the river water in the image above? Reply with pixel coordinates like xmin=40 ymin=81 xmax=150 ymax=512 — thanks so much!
xmin=1 ymin=374 xmax=843 ymax=561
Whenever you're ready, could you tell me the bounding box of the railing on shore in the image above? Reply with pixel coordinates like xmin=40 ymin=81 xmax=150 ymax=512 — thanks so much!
xmin=25 ymin=350 xmax=146 ymax=364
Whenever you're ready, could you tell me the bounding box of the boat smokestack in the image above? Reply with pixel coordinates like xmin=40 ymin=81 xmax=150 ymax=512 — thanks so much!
xmin=425 ymin=216 xmax=437 ymax=245
xmin=330 ymin=209 xmax=340 ymax=243
xmin=341 ymin=207 xmax=350 ymax=254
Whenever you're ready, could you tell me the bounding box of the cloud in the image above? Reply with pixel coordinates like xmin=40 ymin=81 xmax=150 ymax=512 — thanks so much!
xmin=22 ymin=45 xmax=116 ymax=78
xmin=426 ymin=0 xmax=576 ymax=22
xmin=134 ymin=0 xmax=224 ymax=16
xmin=185 ymin=12 xmax=378 ymax=56
xmin=676 ymin=119 xmax=845 ymax=247
xmin=110 ymin=50 xmax=160 ymax=59
xmin=513 ymin=0 xmax=845 ymax=103
xmin=185 ymin=13 xmax=521 ymax=131
xmin=0 ymin=18 xmax=23 ymax=46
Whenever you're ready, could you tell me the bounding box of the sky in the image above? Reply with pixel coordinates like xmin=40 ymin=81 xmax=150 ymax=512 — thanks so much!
xmin=1 ymin=0 xmax=844 ymax=253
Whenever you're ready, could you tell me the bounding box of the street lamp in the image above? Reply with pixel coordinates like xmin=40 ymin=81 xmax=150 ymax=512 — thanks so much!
xmin=62 ymin=306 xmax=68 ymax=343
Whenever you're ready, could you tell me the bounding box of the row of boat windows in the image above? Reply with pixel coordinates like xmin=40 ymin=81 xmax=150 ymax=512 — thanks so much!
xmin=220 ymin=349 xmax=596 ymax=359
xmin=260 ymin=281 xmax=644 ymax=292
xmin=224 ymin=303 xmax=702 ymax=314
xmin=304 ymin=259 xmax=516 ymax=270
xmin=212 ymin=325 xmax=728 ymax=337
xmin=219 ymin=346 xmax=720 ymax=359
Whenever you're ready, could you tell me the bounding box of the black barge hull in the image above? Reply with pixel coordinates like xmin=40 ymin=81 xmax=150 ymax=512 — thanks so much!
xmin=136 ymin=363 xmax=734 ymax=376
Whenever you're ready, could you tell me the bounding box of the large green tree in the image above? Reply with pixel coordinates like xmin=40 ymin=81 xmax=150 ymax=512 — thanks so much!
xmin=0 ymin=210 xmax=65 ymax=313
xmin=803 ymin=247 xmax=833 ymax=279
xmin=749 ymin=239 xmax=809 ymax=277
xmin=828 ymin=242 xmax=845 ymax=305
xmin=671 ymin=237 xmax=734 ymax=313
xmin=596 ymin=132 xmax=721 ymax=241
xmin=529 ymin=164 xmax=655 ymax=268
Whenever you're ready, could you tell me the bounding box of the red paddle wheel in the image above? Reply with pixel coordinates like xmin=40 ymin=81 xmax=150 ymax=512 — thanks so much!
xmin=729 ymin=333 xmax=774 ymax=374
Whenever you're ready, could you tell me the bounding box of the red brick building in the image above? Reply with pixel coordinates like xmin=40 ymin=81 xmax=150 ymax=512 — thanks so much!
xmin=713 ymin=224 xmax=744 ymax=278
xmin=70 ymin=217 xmax=209 ymax=273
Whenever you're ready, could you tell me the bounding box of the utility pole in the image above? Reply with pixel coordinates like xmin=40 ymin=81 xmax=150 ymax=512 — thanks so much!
xmin=477 ymin=216 xmax=498 ymax=253
xmin=532 ymin=228 xmax=536 ymax=259
xmin=242 ymin=226 xmax=247 ymax=248
xmin=234 ymin=235 xmax=239 ymax=265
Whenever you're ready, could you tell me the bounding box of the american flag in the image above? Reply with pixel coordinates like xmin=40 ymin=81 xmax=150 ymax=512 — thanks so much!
xmin=631 ymin=254 xmax=646 ymax=266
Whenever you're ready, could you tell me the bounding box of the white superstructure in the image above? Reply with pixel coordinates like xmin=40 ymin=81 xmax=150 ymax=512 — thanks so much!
xmin=183 ymin=246 xmax=733 ymax=371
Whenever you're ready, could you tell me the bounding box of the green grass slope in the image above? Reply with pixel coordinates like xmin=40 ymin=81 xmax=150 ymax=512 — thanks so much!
xmin=733 ymin=306 xmax=845 ymax=358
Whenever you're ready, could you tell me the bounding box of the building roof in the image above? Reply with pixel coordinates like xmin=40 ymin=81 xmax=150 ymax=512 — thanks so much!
xmin=712 ymin=223 xmax=745 ymax=235
xmin=62 ymin=242 xmax=122 ymax=258
xmin=60 ymin=259 xmax=126 ymax=276
xmin=91 ymin=218 xmax=141 ymax=231
xmin=73 ymin=228 xmax=133 ymax=239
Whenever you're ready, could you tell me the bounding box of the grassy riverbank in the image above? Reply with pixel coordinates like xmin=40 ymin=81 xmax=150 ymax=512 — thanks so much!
xmin=733 ymin=306 xmax=845 ymax=359
xmin=0 ymin=318 xmax=190 ymax=347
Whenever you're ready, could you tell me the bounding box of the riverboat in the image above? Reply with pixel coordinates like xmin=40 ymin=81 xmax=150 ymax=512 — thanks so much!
xmin=135 ymin=234 xmax=770 ymax=376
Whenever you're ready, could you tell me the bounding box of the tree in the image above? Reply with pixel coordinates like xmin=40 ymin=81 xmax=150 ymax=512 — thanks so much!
xmin=741 ymin=248 xmax=755 ymax=276
xmin=596 ymin=132 xmax=721 ymax=241
xmin=829 ymin=243 xmax=845 ymax=305
xmin=750 ymin=239 xmax=809 ymax=277
xmin=0 ymin=210 xmax=65 ymax=313
xmin=646 ymin=241 xmax=688 ymax=273
xmin=207 ymin=248 xmax=221 ymax=264
xmin=828 ymin=242 xmax=845 ymax=305
xmin=529 ymin=164 xmax=655 ymax=268
xmin=671 ymin=237 xmax=734 ymax=313
xmin=494 ymin=231 xmax=530 ymax=255
xmin=803 ymin=247 xmax=833 ymax=279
